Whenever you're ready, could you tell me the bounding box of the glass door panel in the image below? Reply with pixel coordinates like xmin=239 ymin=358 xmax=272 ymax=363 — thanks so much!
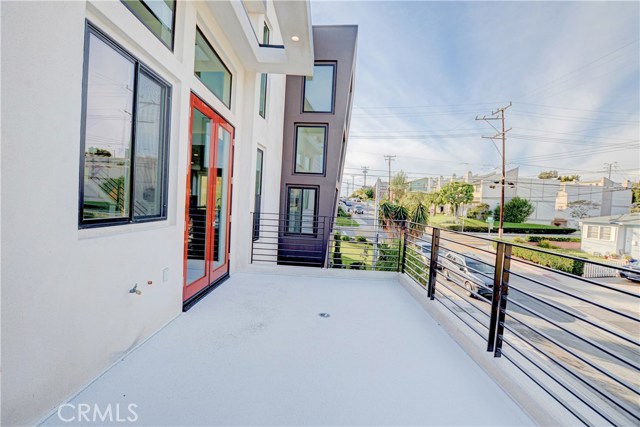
xmin=184 ymin=94 xmax=234 ymax=303
xmin=212 ymin=126 xmax=231 ymax=270
xmin=186 ymin=108 xmax=212 ymax=286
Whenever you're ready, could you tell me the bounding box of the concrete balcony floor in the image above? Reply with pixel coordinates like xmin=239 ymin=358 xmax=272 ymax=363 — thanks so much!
xmin=43 ymin=268 xmax=533 ymax=426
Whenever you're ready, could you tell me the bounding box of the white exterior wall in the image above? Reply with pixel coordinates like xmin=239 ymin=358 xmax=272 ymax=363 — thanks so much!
xmin=1 ymin=1 xmax=291 ymax=425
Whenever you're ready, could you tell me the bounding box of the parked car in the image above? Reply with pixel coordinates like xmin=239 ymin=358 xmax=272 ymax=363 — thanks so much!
xmin=441 ymin=251 xmax=495 ymax=299
xmin=343 ymin=200 xmax=353 ymax=212
xmin=354 ymin=204 xmax=364 ymax=214
xmin=618 ymin=261 xmax=640 ymax=282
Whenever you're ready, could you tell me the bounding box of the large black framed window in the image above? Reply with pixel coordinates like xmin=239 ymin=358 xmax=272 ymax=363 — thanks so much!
xmin=294 ymin=125 xmax=326 ymax=174
xmin=253 ymin=148 xmax=264 ymax=241
xmin=122 ymin=0 xmax=176 ymax=49
xmin=287 ymin=187 xmax=318 ymax=235
xmin=79 ymin=23 xmax=171 ymax=228
xmin=303 ymin=63 xmax=336 ymax=113
xmin=195 ymin=27 xmax=232 ymax=108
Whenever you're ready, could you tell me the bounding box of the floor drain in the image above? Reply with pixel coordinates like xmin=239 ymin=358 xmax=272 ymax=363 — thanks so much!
xmin=318 ymin=313 xmax=331 ymax=318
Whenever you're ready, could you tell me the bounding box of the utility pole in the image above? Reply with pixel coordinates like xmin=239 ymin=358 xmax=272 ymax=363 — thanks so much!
xmin=383 ymin=155 xmax=396 ymax=201
xmin=362 ymin=166 xmax=370 ymax=187
xmin=477 ymin=102 xmax=512 ymax=239
xmin=604 ymin=162 xmax=617 ymax=180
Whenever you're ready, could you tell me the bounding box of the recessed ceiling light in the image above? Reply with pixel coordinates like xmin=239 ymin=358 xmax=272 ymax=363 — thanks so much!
xmin=291 ymin=35 xmax=300 ymax=42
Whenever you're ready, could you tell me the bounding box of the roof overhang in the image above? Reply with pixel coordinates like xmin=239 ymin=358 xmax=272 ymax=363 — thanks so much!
xmin=204 ymin=0 xmax=314 ymax=75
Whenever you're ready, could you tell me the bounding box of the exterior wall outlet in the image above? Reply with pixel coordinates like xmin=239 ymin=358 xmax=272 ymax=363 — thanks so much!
xmin=162 ymin=268 xmax=169 ymax=282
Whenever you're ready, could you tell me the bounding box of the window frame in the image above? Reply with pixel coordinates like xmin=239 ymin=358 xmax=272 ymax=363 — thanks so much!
xmin=78 ymin=22 xmax=172 ymax=229
xmin=302 ymin=62 xmax=337 ymax=114
xmin=258 ymin=22 xmax=269 ymax=118
xmin=194 ymin=26 xmax=233 ymax=109
xmin=285 ymin=186 xmax=319 ymax=236
xmin=293 ymin=124 xmax=328 ymax=176
xmin=121 ymin=0 xmax=176 ymax=50
xmin=253 ymin=148 xmax=264 ymax=241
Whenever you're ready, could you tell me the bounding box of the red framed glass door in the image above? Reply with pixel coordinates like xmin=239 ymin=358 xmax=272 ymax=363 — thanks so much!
xmin=183 ymin=94 xmax=234 ymax=302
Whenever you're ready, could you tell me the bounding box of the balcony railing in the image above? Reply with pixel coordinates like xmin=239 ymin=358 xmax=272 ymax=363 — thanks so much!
xmin=251 ymin=211 xmax=640 ymax=425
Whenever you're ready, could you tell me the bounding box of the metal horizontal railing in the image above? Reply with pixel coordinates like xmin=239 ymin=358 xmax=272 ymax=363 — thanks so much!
xmin=250 ymin=211 xmax=639 ymax=425
xmin=402 ymin=223 xmax=640 ymax=426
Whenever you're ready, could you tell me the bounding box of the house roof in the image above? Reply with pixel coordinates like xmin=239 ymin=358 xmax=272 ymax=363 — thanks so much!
xmin=580 ymin=213 xmax=640 ymax=226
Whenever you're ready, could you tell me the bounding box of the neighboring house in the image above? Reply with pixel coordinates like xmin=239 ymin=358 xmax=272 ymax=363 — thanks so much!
xmin=555 ymin=177 xmax=632 ymax=227
xmin=1 ymin=1 xmax=355 ymax=425
xmin=580 ymin=214 xmax=640 ymax=259
xmin=409 ymin=167 xmax=633 ymax=226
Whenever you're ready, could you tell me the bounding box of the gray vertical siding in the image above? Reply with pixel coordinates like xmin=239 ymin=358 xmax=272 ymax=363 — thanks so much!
xmin=278 ymin=26 xmax=358 ymax=265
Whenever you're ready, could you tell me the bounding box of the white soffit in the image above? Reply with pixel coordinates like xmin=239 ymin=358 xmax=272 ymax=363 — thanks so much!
xmin=204 ymin=0 xmax=313 ymax=75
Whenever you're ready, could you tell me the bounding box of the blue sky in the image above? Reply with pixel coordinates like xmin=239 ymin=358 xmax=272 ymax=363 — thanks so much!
xmin=310 ymin=0 xmax=640 ymax=192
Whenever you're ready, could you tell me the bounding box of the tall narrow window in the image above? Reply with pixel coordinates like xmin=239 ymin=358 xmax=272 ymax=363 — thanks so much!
xmin=258 ymin=23 xmax=269 ymax=118
xmin=295 ymin=125 xmax=326 ymax=174
xmin=303 ymin=63 xmax=336 ymax=113
xmin=195 ymin=28 xmax=232 ymax=108
xmin=80 ymin=25 xmax=170 ymax=227
xmin=122 ymin=0 xmax=175 ymax=49
xmin=253 ymin=149 xmax=264 ymax=240
xmin=287 ymin=187 xmax=317 ymax=234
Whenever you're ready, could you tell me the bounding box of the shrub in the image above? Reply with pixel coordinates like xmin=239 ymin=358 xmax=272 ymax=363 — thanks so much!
xmin=526 ymin=236 xmax=580 ymax=243
xmin=337 ymin=206 xmax=351 ymax=218
xmin=332 ymin=239 xmax=342 ymax=268
xmin=509 ymin=245 xmax=585 ymax=275
xmin=467 ymin=203 xmax=491 ymax=220
xmin=342 ymin=235 xmax=352 ymax=241
xmin=349 ymin=262 xmax=365 ymax=270
xmin=446 ymin=224 xmax=577 ymax=234
xmin=537 ymin=240 xmax=560 ymax=249
xmin=355 ymin=235 xmax=368 ymax=242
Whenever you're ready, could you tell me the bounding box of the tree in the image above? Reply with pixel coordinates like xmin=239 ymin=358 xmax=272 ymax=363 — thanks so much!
xmin=631 ymin=183 xmax=640 ymax=213
xmin=567 ymin=200 xmax=600 ymax=219
xmin=423 ymin=192 xmax=441 ymax=216
xmin=495 ymin=197 xmax=535 ymax=223
xmin=467 ymin=203 xmax=491 ymax=220
xmin=558 ymin=175 xmax=580 ymax=182
xmin=390 ymin=171 xmax=409 ymax=201
xmin=538 ymin=170 xmax=558 ymax=179
xmin=438 ymin=182 xmax=474 ymax=218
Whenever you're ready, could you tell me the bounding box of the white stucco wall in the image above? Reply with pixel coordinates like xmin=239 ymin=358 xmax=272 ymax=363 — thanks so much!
xmin=1 ymin=1 xmax=289 ymax=425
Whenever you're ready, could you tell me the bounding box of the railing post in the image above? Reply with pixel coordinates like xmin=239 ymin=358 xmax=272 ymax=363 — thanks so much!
xmin=494 ymin=244 xmax=511 ymax=357
xmin=487 ymin=241 xmax=505 ymax=352
xmin=400 ymin=221 xmax=407 ymax=273
xmin=250 ymin=212 xmax=256 ymax=264
xmin=427 ymin=228 xmax=440 ymax=300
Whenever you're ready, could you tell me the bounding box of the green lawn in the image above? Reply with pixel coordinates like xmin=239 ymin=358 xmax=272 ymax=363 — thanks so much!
xmin=336 ymin=216 xmax=359 ymax=227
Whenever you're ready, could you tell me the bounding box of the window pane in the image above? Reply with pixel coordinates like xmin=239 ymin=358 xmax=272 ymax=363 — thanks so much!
xmin=600 ymin=226 xmax=612 ymax=240
xmin=122 ymin=0 xmax=175 ymax=48
xmin=263 ymin=23 xmax=270 ymax=44
xmin=195 ymin=29 xmax=232 ymax=108
xmin=587 ymin=226 xmax=598 ymax=239
xmin=303 ymin=64 xmax=334 ymax=112
xmin=259 ymin=73 xmax=267 ymax=118
xmin=288 ymin=188 xmax=302 ymax=233
xmin=187 ymin=108 xmax=211 ymax=285
xmin=295 ymin=126 xmax=325 ymax=174
xmin=82 ymin=33 xmax=135 ymax=221
xmin=253 ymin=149 xmax=264 ymax=240
xmin=301 ymin=189 xmax=316 ymax=234
xmin=134 ymin=71 xmax=166 ymax=218
xmin=287 ymin=188 xmax=316 ymax=234
xmin=213 ymin=127 xmax=231 ymax=269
